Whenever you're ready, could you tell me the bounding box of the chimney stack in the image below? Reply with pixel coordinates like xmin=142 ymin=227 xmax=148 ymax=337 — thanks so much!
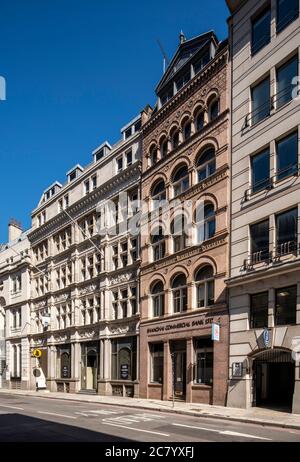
xmin=8 ymin=219 xmax=22 ymax=243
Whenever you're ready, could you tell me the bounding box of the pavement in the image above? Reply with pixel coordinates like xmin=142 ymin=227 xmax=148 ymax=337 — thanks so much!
xmin=0 ymin=391 xmax=300 ymax=442
xmin=1 ymin=388 xmax=300 ymax=431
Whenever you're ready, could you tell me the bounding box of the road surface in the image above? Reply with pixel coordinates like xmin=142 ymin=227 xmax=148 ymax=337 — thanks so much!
xmin=0 ymin=393 xmax=299 ymax=442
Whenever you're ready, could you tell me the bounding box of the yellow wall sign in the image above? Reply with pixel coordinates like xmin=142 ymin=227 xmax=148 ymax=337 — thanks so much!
xmin=32 ymin=348 xmax=42 ymax=358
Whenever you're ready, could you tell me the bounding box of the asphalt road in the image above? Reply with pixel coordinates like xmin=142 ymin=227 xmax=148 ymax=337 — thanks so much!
xmin=0 ymin=393 xmax=300 ymax=442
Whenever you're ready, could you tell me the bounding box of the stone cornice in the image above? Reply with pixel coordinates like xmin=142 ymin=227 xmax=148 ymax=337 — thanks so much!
xmin=28 ymin=162 xmax=141 ymax=245
xmin=140 ymin=231 xmax=228 ymax=275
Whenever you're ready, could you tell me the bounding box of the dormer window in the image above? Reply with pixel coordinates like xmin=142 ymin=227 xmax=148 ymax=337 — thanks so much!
xmin=96 ymin=149 xmax=104 ymax=162
xmin=160 ymin=86 xmax=173 ymax=106
xmin=194 ymin=51 xmax=210 ymax=74
xmin=135 ymin=120 xmax=141 ymax=132
xmin=125 ymin=127 xmax=132 ymax=139
xmin=175 ymin=70 xmax=191 ymax=91
xmin=67 ymin=164 xmax=83 ymax=182
xmin=69 ymin=171 xmax=76 ymax=181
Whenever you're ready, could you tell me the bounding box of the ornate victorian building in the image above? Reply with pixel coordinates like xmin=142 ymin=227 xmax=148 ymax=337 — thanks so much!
xmin=0 ymin=221 xmax=31 ymax=390
xmin=139 ymin=32 xmax=230 ymax=404
xmin=28 ymin=115 xmax=141 ymax=396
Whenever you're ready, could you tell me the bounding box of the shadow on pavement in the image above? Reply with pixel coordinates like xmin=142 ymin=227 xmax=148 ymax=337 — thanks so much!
xmin=0 ymin=413 xmax=132 ymax=442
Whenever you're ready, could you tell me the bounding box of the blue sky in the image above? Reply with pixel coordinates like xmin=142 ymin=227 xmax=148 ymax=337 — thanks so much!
xmin=0 ymin=0 xmax=229 ymax=242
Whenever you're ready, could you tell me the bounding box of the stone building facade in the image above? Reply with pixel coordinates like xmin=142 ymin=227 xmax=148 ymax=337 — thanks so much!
xmin=226 ymin=0 xmax=300 ymax=413
xmin=139 ymin=32 xmax=230 ymax=404
xmin=0 ymin=221 xmax=31 ymax=390
xmin=27 ymin=115 xmax=142 ymax=396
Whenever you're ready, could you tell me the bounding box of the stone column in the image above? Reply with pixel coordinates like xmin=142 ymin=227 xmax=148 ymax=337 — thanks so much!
xmin=186 ymin=338 xmax=193 ymax=403
xmin=163 ymin=341 xmax=172 ymax=401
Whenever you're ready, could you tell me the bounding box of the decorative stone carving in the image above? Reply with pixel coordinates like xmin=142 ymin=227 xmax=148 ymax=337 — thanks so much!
xmin=54 ymin=292 xmax=70 ymax=303
xmin=79 ymin=284 xmax=98 ymax=295
xmin=110 ymin=272 xmax=133 ymax=285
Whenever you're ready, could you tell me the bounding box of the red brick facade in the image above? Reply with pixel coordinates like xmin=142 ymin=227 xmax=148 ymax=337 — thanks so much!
xmin=139 ymin=41 xmax=230 ymax=405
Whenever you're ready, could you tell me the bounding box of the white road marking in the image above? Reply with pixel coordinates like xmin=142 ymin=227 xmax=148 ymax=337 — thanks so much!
xmin=221 ymin=430 xmax=271 ymax=441
xmin=172 ymin=423 xmax=272 ymax=441
xmin=38 ymin=411 xmax=77 ymax=420
xmin=102 ymin=422 xmax=170 ymax=437
xmin=0 ymin=404 xmax=24 ymax=410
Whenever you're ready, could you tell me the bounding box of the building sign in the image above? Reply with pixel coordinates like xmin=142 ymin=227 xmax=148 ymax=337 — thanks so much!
xmin=146 ymin=317 xmax=214 ymax=335
xmin=120 ymin=364 xmax=129 ymax=380
xmin=62 ymin=365 xmax=69 ymax=378
xmin=212 ymin=323 xmax=220 ymax=341
xmin=32 ymin=348 xmax=42 ymax=358
xmin=263 ymin=328 xmax=270 ymax=348
xmin=232 ymin=362 xmax=243 ymax=378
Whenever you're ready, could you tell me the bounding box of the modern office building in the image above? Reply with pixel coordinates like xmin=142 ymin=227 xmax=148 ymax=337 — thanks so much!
xmin=139 ymin=32 xmax=230 ymax=404
xmin=27 ymin=115 xmax=142 ymax=396
xmin=0 ymin=220 xmax=31 ymax=390
xmin=226 ymin=0 xmax=300 ymax=413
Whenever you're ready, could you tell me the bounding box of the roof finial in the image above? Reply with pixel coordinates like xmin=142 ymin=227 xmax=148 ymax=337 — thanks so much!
xmin=179 ymin=30 xmax=186 ymax=44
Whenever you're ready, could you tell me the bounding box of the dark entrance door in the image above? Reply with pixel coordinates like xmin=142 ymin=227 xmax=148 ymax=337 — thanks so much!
xmin=253 ymin=349 xmax=295 ymax=411
xmin=171 ymin=341 xmax=187 ymax=399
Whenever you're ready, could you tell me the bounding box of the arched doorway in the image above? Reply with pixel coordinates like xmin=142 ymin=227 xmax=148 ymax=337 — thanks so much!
xmin=252 ymin=349 xmax=295 ymax=411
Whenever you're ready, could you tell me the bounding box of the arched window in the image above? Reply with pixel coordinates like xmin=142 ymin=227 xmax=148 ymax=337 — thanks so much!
xmin=195 ymin=202 xmax=216 ymax=243
xmin=151 ymin=281 xmax=165 ymax=317
xmin=209 ymin=98 xmax=219 ymax=121
xmin=172 ymin=165 xmax=189 ymax=197
xmin=150 ymin=146 xmax=158 ymax=166
xmin=183 ymin=121 xmax=191 ymax=140
xmin=151 ymin=227 xmax=166 ymax=261
xmin=197 ymin=147 xmax=216 ymax=182
xmin=195 ymin=111 xmax=205 ymax=131
xmin=172 ymin=274 xmax=187 ymax=313
xmin=171 ymin=130 xmax=180 ymax=150
xmin=171 ymin=215 xmax=188 ymax=252
xmin=151 ymin=180 xmax=166 ymax=209
xmin=195 ymin=265 xmax=215 ymax=307
xmin=160 ymin=138 xmax=168 ymax=158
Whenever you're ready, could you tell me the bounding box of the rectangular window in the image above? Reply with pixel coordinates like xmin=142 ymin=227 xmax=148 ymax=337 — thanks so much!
xmin=250 ymin=219 xmax=270 ymax=263
xmin=117 ymin=157 xmax=123 ymax=172
xmin=276 ymin=207 xmax=298 ymax=255
xmin=276 ymin=55 xmax=298 ymax=108
xmin=251 ymin=77 xmax=270 ymax=125
xmin=250 ymin=292 xmax=269 ymax=328
xmin=251 ymin=148 xmax=270 ymax=193
xmin=276 ymin=131 xmax=298 ymax=180
xmin=150 ymin=343 xmax=164 ymax=383
xmin=275 ymin=285 xmax=297 ymax=325
xmin=252 ymin=6 xmax=271 ymax=55
xmin=92 ymin=175 xmax=97 ymax=190
xmin=194 ymin=338 xmax=213 ymax=385
xmin=160 ymin=86 xmax=173 ymax=106
xmin=125 ymin=127 xmax=132 ymax=139
xmin=126 ymin=150 xmax=132 ymax=166
xmin=175 ymin=70 xmax=191 ymax=91
xmin=84 ymin=180 xmax=90 ymax=195
xmin=277 ymin=0 xmax=299 ymax=33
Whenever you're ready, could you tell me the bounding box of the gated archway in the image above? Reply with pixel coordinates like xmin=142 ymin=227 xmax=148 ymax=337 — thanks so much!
xmin=252 ymin=349 xmax=295 ymax=411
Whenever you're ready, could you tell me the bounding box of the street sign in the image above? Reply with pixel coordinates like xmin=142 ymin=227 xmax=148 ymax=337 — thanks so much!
xmin=32 ymin=348 xmax=42 ymax=358
xmin=212 ymin=322 xmax=220 ymax=341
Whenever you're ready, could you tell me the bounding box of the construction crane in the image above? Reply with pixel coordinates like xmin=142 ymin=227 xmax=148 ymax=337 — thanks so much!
xmin=157 ymin=39 xmax=169 ymax=74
